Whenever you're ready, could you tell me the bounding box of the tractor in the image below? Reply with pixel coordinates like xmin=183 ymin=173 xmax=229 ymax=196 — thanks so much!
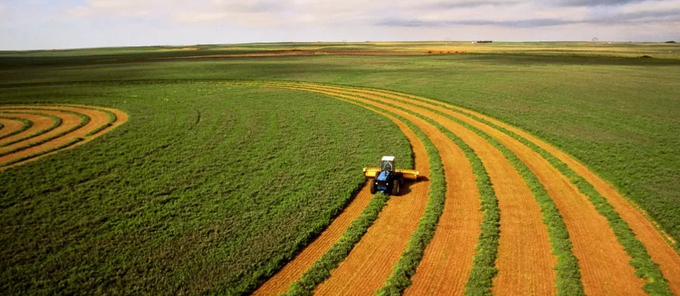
xmin=363 ymin=156 xmax=419 ymax=196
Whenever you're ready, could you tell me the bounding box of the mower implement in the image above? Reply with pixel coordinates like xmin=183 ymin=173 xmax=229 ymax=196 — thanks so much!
xmin=363 ymin=156 xmax=419 ymax=195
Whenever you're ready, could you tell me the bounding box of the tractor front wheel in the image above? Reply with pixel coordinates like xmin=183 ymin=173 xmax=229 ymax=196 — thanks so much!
xmin=370 ymin=181 xmax=377 ymax=194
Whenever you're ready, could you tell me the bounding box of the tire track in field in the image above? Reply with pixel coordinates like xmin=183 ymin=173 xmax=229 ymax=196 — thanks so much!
xmin=305 ymin=84 xmax=557 ymax=296
xmin=0 ymin=105 xmax=127 ymax=170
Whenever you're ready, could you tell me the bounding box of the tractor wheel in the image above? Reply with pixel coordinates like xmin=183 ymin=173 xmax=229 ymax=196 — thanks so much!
xmin=392 ymin=181 xmax=400 ymax=196
xmin=370 ymin=181 xmax=377 ymax=194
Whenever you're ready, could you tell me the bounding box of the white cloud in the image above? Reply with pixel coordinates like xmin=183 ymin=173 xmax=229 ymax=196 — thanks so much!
xmin=0 ymin=0 xmax=677 ymax=50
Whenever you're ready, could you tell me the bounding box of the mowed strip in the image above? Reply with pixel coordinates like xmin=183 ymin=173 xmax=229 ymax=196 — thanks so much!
xmin=0 ymin=105 xmax=127 ymax=169
xmin=309 ymin=85 xmax=556 ymax=295
xmin=0 ymin=110 xmax=81 ymax=156
xmin=0 ymin=118 xmax=26 ymax=138
xmin=295 ymin=83 xmax=485 ymax=295
xmin=379 ymin=90 xmax=648 ymax=295
xmin=0 ymin=113 xmax=55 ymax=146
xmin=275 ymin=84 xmax=435 ymax=295
xmin=449 ymin=106 xmax=680 ymax=295
xmin=252 ymin=186 xmax=376 ymax=295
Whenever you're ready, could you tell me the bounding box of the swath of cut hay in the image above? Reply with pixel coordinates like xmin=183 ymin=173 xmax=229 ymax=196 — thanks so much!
xmin=0 ymin=105 xmax=127 ymax=170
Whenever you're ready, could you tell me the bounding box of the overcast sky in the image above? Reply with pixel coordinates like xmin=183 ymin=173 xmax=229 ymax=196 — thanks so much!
xmin=0 ymin=0 xmax=678 ymax=50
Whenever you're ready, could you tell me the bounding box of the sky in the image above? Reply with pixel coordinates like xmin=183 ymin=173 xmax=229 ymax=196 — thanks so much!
xmin=0 ymin=0 xmax=678 ymax=50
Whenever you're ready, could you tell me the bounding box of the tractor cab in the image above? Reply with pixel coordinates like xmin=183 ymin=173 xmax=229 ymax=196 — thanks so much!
xmin=380 ymin=156 xmax=395 ymax=172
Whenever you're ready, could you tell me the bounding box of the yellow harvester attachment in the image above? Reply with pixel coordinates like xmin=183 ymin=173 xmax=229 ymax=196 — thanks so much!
xmin=363 ymin=167 xmax=420 ymax=180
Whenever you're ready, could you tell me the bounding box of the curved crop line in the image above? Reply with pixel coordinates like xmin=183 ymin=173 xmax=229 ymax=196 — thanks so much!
xmin=283 ymin=192 xmax=391 ymax=296
xmin=372 ymin=88 xmax=673 ymax=295
xmin=0 ymin=109 xmax=90 ymax=159
xmin=319 ymin=85 xmax=584 ymax=295
xmin=0 ymin=116 xmax=33 ymax=142
xmin=55 ymin=104 xmax=119 ymax=137
xmin=0 ymin=112 xmax=63 ymax=148
xmin=85 ymin=109 xmax=117 ymax=136
xmin=1 ymin=137 xmax=85 ymax=168
xmin=266 ymin=85 xmax=443 ymax=296
xmin=275 ymin=83 xmax=462 ymax=295
xmin=0 ymin=122 xmax=4 ymax=131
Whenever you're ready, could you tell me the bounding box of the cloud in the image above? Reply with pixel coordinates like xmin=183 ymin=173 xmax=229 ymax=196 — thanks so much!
xmin=555 ymin=0 xmax=649 ymax=6
xmin=378 ymin=18 xmax=571 ymax=28
xmin=410 ymin=0 xmax=523 ymax=9
xmin=2 ymin=0 xmax=678 ymax=50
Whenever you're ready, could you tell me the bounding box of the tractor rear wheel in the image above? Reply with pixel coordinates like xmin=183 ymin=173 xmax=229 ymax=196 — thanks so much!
xmin=370 ymin=181 xmax=377 ymax=194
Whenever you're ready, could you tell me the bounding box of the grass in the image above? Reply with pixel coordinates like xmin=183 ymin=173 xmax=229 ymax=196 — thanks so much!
xmin=340 ymin=89 xmax=499 ymax=295
xmin=284 ymin=192 xmax=390 ymax=296
xmin=348 ymin=86 xmax=584 ymax=294
xmin=0 ymin=111 xmax=62 ymax=148
xmin=0 ymin=109 xmax=88 ymax=159
xmin=0 ymin=84 xmax=412 ymax=295
xmin=423 ymin=104 xmax=585 ymax=295
xmin=1 ymin=42 xmax=678 ymax=294
xmin=443 ymin=108 xmax=671 ymax=295
xmin=266 ymin=89 xmax=417 ymax=296
xmin=0 ymin=117 xmax=32 ymax=141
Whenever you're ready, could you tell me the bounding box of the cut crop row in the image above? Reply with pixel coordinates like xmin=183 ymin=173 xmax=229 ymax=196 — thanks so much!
xmin=0 ymin=116 xmax=32 ymax=141
xmin=0 ymin=112 xmax=62 ymax=148
xmin=442 ymin=107 xmax=673 ymax=295
xmin=0 ymin=109 xmax=90 ymax=159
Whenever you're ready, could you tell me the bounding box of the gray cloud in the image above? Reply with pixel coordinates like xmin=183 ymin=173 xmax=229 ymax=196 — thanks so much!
xmin=555 ymin=0 xmax=655 ymax=6
xmin=416 ymin=0 xmax=520 ymax=9
xmin=378 ymin=7 xmax=680 ymax=28
xmin=378 ymin=18 xmax=571 ymax=28
xmin=212 ymin=1 xmax=290 ymax=13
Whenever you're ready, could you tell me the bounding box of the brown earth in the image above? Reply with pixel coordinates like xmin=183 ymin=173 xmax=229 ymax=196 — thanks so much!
xmin=306 ymin=85 xmax=557 ymax=296
xmin=0 ymin=113 xmax=56 ymax=146
xmin=0 ymin=105 xmax=127 ymax=169
xmin=0 ymin=118 xmax=26 ymax=138
xmin=384 ymin=91 xmax=650 ymax=295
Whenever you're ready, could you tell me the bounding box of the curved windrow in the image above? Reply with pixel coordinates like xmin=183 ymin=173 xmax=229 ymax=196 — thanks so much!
xmin=247 ymin=81 xmax=679 ymax=296
xmin=0 ymin=105 xmax=127 ymax=170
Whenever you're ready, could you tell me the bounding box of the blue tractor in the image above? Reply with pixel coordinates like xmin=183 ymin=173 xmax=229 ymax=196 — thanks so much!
xmin=363 ymin=156 xmax=419 ymax=196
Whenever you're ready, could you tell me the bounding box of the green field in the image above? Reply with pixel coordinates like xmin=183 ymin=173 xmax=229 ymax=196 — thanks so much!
xmin=1 ymin=42 xmax=679 ymax=294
